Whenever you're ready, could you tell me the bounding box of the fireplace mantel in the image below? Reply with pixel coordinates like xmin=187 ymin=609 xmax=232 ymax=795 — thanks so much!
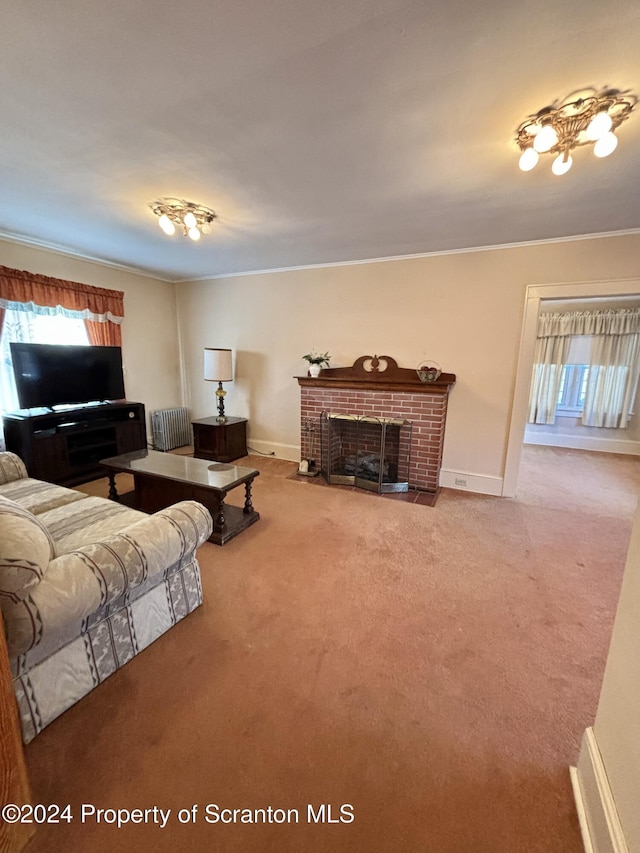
xmin=296 ymin=354 xmax=455 ymax=393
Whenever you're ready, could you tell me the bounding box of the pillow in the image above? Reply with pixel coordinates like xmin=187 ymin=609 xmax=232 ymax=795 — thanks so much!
xmin=0 ymin=452 xmax=28 ymax=485
xmin=0 ymin=495 xmax=55 ymax=603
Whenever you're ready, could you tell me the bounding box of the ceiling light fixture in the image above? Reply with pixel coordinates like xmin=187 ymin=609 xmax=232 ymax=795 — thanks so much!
xmin=149 ymin=197 xmax=217 ymax=240
xmin=516 ymin=87 xmax=636 ymax=176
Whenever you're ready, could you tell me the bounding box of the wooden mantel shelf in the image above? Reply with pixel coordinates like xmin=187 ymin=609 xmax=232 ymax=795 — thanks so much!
xmin=296 ymin=354 xmax=456 ymax=394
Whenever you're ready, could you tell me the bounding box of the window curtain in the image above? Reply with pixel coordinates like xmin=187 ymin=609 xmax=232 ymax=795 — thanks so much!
xmin=582 ymin=311 xmax=640 ymax=427
xmin=0 ymin=265 xmax=124 ymax=345
xmin=528 ymin=331 xmax=570 ymax=424
xmin=529 ymin=308 xmax=640 ymax=428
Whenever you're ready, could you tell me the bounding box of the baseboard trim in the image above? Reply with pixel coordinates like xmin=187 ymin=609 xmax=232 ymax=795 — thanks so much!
xmin=247 ymin=439 xmax=300 ymax=462
xmin=570 ymin=766 xmax=595 ymax=853
xmin=438 ymin=469 xmax=503 ymax=496
xmin=524 ymin=432 xmax=640 ymax=455
xmin=572 ymin=727 xmax=629 ymax=853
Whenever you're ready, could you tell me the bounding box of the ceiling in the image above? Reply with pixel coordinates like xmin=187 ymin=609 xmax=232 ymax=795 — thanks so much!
xmin=1 ymin=0 xmax=639 ymax=282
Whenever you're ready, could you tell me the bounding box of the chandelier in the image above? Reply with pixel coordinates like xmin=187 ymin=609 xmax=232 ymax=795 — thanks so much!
xmin=149 ymin=198 xmax=217 ymax=241
xmin=516 ymin=87 xmax=637 ymax=175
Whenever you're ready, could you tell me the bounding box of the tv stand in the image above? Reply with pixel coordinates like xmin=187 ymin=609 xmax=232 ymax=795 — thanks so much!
xmin=2 ymin=401 xmax=147 ymax=486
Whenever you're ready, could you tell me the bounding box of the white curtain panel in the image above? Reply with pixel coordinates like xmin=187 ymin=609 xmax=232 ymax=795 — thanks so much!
xmin=582 ymin=331 xmax=640 ymax=428
xmin=528 ymin=334 xmax=570 ymax=425
xmin=529 ymin=308 xmax=640 ymax=428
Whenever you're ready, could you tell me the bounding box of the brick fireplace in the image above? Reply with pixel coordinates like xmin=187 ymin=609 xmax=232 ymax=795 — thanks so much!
xmin=297 ymin=355 xmax=456 ymax=495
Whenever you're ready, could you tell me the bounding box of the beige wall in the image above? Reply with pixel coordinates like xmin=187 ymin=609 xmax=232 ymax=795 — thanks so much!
xmin=0 ymin=240 xmax=181 ymax=439
xmin=575 ymin=497 xmax=640 ymax=850
xmin=593 ymin=495 xmax=640 ymax=848
xmin=177 ymin=233 xmax=640 ymax=482
xmin=2 ymin=232 xmax=639 ymax=482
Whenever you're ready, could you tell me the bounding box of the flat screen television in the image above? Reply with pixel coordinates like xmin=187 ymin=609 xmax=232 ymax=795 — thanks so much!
xmin=10 ymin=343 xmax=126 ymax=410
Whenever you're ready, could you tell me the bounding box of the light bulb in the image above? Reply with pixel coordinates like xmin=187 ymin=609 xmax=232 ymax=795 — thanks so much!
xmin=518 ymin=147 xmax=539 ymax=171
xmin=551 ymin=153 xmax=573 ymax=176
xmin=158 ymin=214 xmax=175 ymax=236
xmin=188 ymin=226 xmax=201 ymax=241
xmin=586 ymin=110 xmax=613 ymax=141
xmin=533 ymin=124 xmax=558 ymax=153
xmin=593 ymin=131 xmax=618 ymax=158
xmin=183 ymin=211 xmax=197 ymax=229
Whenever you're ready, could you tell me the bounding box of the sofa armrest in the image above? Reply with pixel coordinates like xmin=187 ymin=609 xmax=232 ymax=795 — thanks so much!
xmin=0 ymin=452 xmax=29 ymax=485
xmin=3 ymin=500 xmax=212 ymax=658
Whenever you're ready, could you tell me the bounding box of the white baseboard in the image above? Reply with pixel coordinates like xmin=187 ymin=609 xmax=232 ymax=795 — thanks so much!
xmin=570 ymin=766 xmax=595 ymax=853
xmin=572 ymin=727 xmax=629 ymax=853
xmin=247 ymin=439 xmax=300 ymax=462
xmin=438 ymin=469 xmax=503 ymax=496
xmin=524 ymin=432 xmax=640 ymax=455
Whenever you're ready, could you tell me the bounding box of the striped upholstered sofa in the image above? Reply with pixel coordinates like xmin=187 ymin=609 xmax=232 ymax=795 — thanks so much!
xmin=0 ymin=451 xmax=212 ymax=742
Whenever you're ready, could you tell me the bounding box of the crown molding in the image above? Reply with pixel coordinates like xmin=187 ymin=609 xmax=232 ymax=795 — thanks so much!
xmin=178 ymin=228 xmax=640 ymax=283
xmin=2 ymin=226 xmax=639 ymax=286
xmin=0 ymin=232 xmax=173 ymax=282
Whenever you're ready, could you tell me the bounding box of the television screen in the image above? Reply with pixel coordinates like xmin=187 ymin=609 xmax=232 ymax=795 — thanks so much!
xmin=10 ymin=343 xmax=126 ymax=409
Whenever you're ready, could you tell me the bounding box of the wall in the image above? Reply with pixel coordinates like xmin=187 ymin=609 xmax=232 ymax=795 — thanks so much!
xmin=573 ymin=497 xmax=640 ymax=852
xmin=177 ymin=232 xmax=640 ymax=490
xmin=0 ymin=239 xmax=182 ymax=440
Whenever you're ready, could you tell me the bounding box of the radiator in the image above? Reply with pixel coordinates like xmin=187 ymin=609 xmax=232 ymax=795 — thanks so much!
xmin=151 ymin=407 xmax=192 ymax=451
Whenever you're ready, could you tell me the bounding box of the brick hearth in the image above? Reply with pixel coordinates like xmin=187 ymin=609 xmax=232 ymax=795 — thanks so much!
xmin=297 ymin=355 xmax=455 ymax=494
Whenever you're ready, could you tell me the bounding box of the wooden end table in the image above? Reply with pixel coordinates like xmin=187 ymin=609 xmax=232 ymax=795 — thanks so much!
xmin=192 ymin=416 xmax=247 ymax=463
xmin=101 ymin=449 xmax=259 ymax=545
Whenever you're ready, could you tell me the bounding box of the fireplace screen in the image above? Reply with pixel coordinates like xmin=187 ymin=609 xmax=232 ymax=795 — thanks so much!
xmin=320 ymin=412 xmax=411 ymax=493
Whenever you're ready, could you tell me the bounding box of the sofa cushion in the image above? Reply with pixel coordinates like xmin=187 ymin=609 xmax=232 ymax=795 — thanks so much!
xmin=37 ymin=496 xmax=147 ymax=554
xmin=0 ymin=495 xmax=55 ymax=603
xmin=0 ymin=452 xmax=28 ymax=485
xmin=0 ymin=477 xmax=88 ymax=515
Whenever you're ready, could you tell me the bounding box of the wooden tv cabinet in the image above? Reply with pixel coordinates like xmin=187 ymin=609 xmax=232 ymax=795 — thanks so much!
xmin=2 ymin=401 xmax=147 ymax=486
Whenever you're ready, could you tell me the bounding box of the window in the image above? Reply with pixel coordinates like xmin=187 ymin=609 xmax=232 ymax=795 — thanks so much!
xmin=529 ymin=309 xmax=640 ymax=428
xmin=556 ymin=364 xmax=589 ymax=414
xmin=0 ymin=308 xmax=89 ymax=416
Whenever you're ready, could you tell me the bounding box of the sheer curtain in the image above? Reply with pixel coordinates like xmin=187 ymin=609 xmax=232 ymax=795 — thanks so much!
xmin=582 ymin=320 xmax=640 ymax=427
xmin=529 ymin=308 xmax=640 ymax=428
xmin=528 ymin=328 xmax=570 ymax=425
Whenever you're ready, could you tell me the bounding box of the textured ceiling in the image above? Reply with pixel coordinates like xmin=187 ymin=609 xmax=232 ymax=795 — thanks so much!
xmin=1 ymin=0 xmax=639 ymax=281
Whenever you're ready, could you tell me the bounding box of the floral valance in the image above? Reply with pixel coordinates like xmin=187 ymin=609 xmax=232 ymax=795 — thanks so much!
xmin=537 ymin=308 xmax=640 ymax=338
xmin=0 ymin=265 xmax=124 ymax=323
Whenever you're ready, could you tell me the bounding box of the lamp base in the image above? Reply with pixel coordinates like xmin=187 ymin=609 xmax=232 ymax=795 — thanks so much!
xmin=215 ymin=382 xmax=227 ymax=421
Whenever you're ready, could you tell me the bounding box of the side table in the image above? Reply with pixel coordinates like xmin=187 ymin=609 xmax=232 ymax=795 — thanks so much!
xmin=192 ymin=416 xmax=248 ymax=463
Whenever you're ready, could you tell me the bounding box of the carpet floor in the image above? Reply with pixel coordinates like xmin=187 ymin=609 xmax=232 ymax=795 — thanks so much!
xmin=22 ymin=446 xmax=640 ymax=852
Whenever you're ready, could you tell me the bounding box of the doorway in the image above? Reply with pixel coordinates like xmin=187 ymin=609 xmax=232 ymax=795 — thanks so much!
xmin=503 ymin=278 xmax=640 ymax=498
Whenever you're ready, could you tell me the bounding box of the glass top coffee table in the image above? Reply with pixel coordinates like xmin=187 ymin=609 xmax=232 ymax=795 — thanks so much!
xmin=100 ymin=449 xmax=260 ymax=545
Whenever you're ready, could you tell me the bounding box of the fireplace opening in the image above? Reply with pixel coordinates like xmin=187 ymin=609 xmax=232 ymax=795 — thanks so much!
xmin=320 ymin=412 xmax=412 ymax=493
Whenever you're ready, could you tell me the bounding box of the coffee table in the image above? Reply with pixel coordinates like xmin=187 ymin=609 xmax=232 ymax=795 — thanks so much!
xmin=100 ymin=449 xmax=260 ymax=545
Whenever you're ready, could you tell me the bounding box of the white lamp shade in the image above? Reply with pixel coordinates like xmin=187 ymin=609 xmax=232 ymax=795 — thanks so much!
xmin=593 ymin=131 xmax=618 ymax=158
xmin=204 ymin=348 xmax=233 ymax=382
xmin=551 ymin=153 xmax=572 ymax=175
xmin=533 ymin=124 xmax=558 ymax=153
xmin=518 ymin=147 xmax=539 ymax=172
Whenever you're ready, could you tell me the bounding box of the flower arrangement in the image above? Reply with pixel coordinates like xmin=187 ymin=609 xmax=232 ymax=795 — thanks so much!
xmin=302 ymin=350 xmax=331 ymax=366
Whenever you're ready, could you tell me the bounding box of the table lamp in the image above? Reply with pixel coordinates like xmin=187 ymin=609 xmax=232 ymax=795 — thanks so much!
xmin=204 ymin=347 xmax=233 ymax=423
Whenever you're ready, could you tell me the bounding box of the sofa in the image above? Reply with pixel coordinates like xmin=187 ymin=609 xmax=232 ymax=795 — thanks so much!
xmin=0 ymin=451 xmax=213 ymax=743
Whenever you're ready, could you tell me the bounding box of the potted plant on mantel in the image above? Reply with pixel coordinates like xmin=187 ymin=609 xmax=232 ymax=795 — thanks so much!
xmin=302 ymin=350 xmax=331 ymax=377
